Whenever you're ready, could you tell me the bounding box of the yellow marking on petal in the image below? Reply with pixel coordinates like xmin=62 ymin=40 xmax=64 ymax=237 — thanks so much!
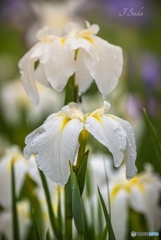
xmin=60 ymin=37 xmax=66 ymax=45
xmin=93 ymin=115 xmax=102 ymax=123
xmin=7 ymin=154 xmax=22 ymax=170
xmin=111 ymin=176 xmax=146 ymax=201
xmin=83 ymin=36 xmax=95 ymax=44
xmin=61 ymin=117 xmax=71 ymax=131
xmin=128 ymin=176 xmax=145 ymax=193
xmin=111 ymin=185 xmax=123 ymax=200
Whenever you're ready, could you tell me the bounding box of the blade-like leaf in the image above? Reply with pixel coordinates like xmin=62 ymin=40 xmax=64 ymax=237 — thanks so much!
xmin=65 ymin=176 xmax=73 ymax=240
xmin=76 ymin=150 xmax=89 ymax=195
xmin=19 ymin=173 xmax=44 ymax=237
xmin=57 ymin=188 xmax=63 ymax=231
xmin=46 ymin=229 xmax=51 ymax=240
xmin=143 ymin=108 xmax=161 ymax=165
xmin=32 ymin=209 xmax=41 ymax=240
xmin=98 ymin=187 xmax=116 ymax=240
xmin=70 ymin=164 xmax=84 ymax=237
xmin=11 ymin=160 xmax=20 ymax=240
xmin=39 ymin=170 xmax=62 ymax=240
xmin=101 ymin=226 xmax=108 ymax=240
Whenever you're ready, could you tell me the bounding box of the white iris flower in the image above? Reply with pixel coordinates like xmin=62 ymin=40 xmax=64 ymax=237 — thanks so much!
xmin=0 ymin=146 xmax=29 ymax=209
xmin=24 ymin=101 xmax=137 ymax=186
xmin=109 ymin=164 xmax=161 ymax=240
xmin=19 ymin=22 xmax=123 ymax=104
xmin=85 ymin=156 xmax=161 ymax=240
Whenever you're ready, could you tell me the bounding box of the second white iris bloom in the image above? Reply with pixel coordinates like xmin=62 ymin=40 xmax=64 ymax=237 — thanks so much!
xmin=19 ymin=22 xmax=123 ymax=104
xmin=24 ymin=101 xmax=137 ymax=186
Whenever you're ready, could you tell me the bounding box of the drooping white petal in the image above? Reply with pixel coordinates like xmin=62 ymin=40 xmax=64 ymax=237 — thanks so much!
xmin=43 ymin=40 xmax=76 ymax=92
xmin=35 ymin=63 xmax=50 ymax=88
xmin=24 ymin=115 xmax=83 ymax=186
xmin=85 ymin=115 xmax=127 ymax=167
xmin=75 ymin=48 xmax=94 ymax=93
xmin=18 ymin=46 xmax=39 ymax=105
xmin=68 ymin=31 xmax=123 ymax=95
xmin=110 ymin=116 xmax=137 ymax=179
xmin=19 ymin=40 xmax=52 ymax=105
xmin=83 ymin=36 xmax=123 ymax=97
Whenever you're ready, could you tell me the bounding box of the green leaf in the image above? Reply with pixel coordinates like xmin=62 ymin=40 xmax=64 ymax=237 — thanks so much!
xmin=19 ymin=173 xmax=44 ymax=237
xmin=70 ymin=164 xmax=84 ymax=237
xmin=76 ymin=150 xmax=89 ymax=195
xmin=82 ymin=203 xmax=95 ymax=240
xmin=65 ymin=176 xmax=73 ymax=240
xmin=11 ymin=160 xmax=20 ymax=240
xmin=46 ymin=229 xmax=51 ymax=240
xmin=143 ymin=108 xmax=161 ymax=166
xmin=101 ymin=226 xmax=108 ymax=240
xmin=32 ymin=209 xmax=41 ymax=240
xmin=65 ymin=75 xmax=78 ymax=104
xmin=39 ymin=170 xmax=62 ymax=240
xmin=19 ymin=173 xmax=38 ymax=199
xmin=98 ymin=187 xmax=116 ymax=240
xmin=57 ymin=188 xmax=63 ymax=231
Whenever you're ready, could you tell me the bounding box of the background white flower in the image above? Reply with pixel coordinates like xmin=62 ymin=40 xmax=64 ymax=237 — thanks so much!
xmin=19 ymin=22 xmax=123 ymax=104
xmin=0 ymin=79 xmax=64 ymax=126
xmin=0 ymin=201 xmax=31 ymax=240
xmin=0 ymin=146 xmax=63 ymax=240
xmin=24 ymin=101 xmax=136 ymax=186
xmin=27 ymin=0 xmax=84 ymax=45
xmin=85 ymin=155 xmax=161 ymax=240
xmin=109 ymin=164 xmax=161 ymax=240
xmin=0 ymin=146 xmax=29 ymax=208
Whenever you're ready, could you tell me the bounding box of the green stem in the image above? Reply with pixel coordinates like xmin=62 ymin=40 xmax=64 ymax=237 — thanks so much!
xmin=64 ymin=74 xmax=79 ymax=240
xmin=39 ymin=170 xmax=62 ymax=240
xmin=78 ymin=234 xmax=84 ymax=240
xmin=11 ymin=159 xmax=20 ymax=240
xmin=76 ymin=130 xmax=89 ymax=170
xmin=65 ymin=176 xmax=73 ymax=240
xmin=65 ymin=75 xmax=78 ymax=104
